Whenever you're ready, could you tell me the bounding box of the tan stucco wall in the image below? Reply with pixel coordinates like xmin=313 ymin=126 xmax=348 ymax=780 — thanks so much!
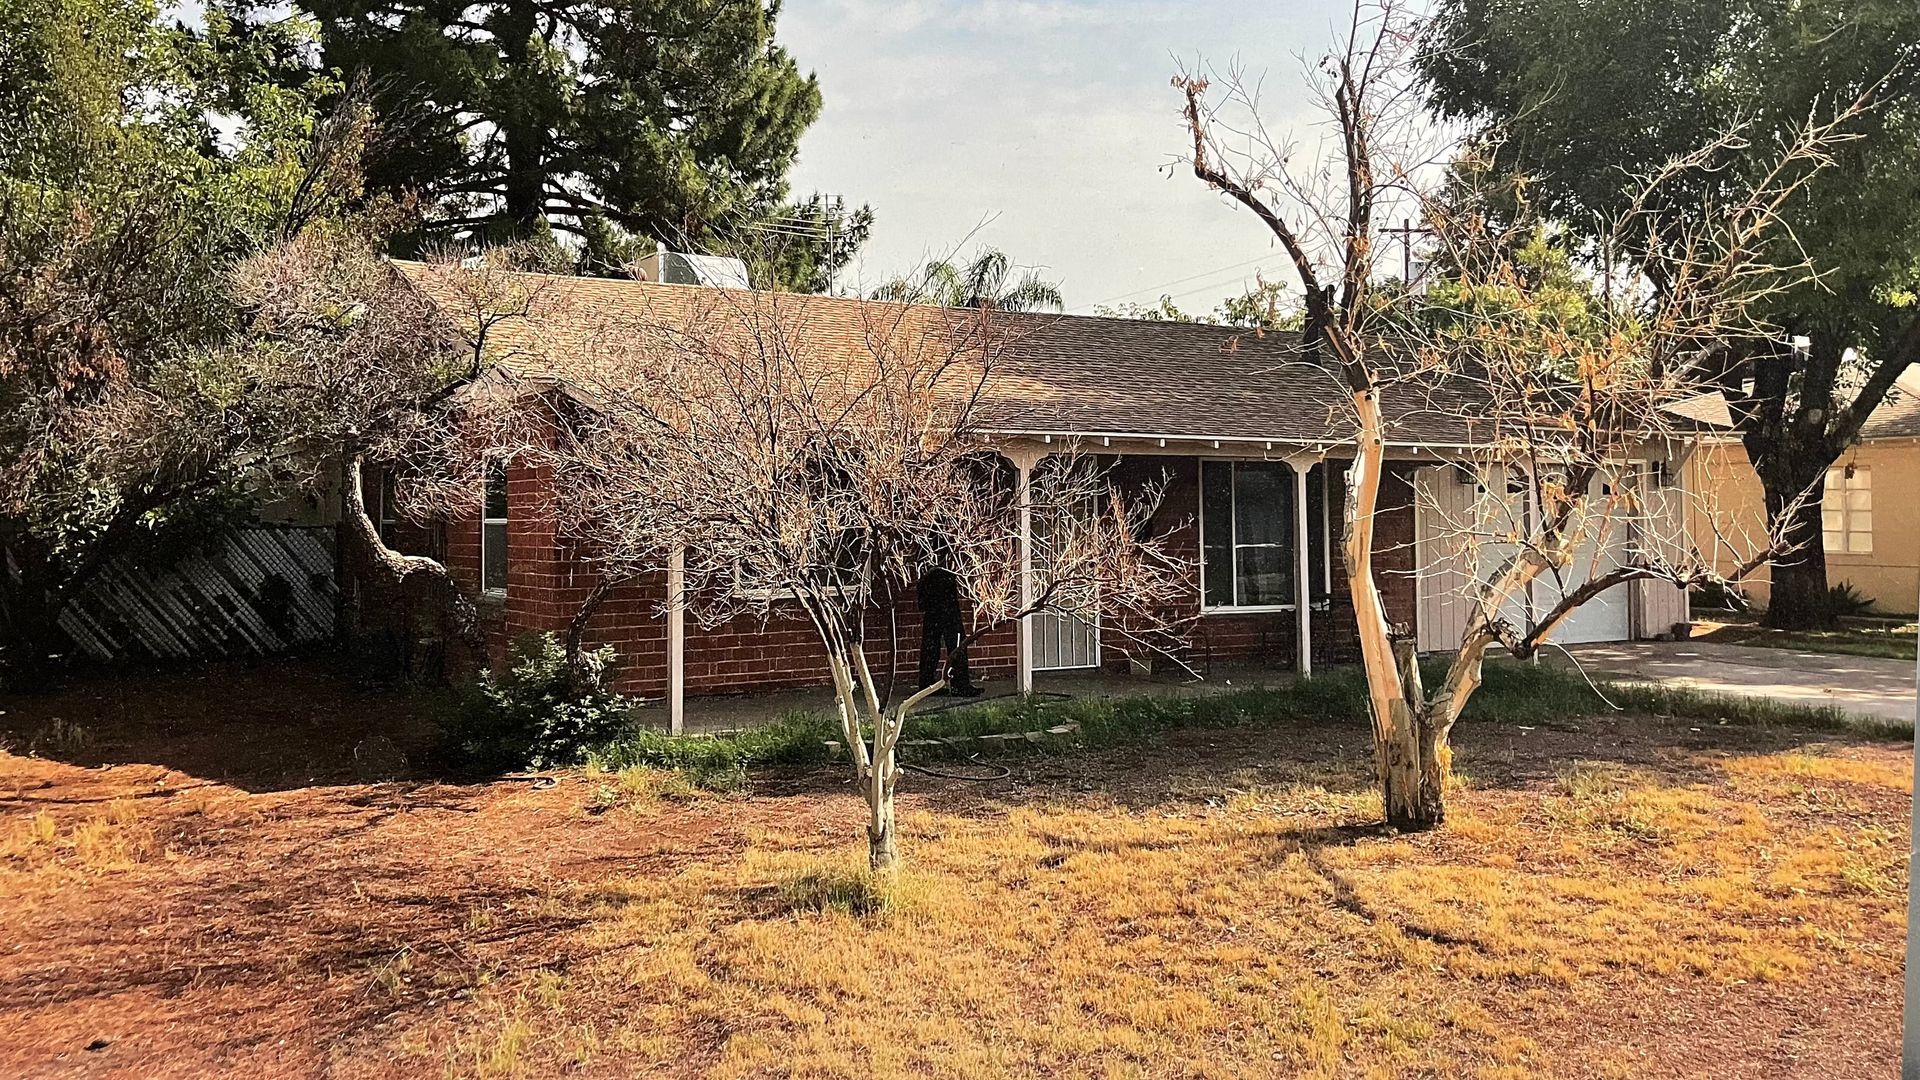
xmin=1686 ymin=440 xmax=1920 ymax=616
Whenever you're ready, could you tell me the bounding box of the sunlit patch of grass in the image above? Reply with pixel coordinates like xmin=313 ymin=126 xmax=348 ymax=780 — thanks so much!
xmin=1 ymin=799 xmax=157 ymax=872
xmin=424 ymin=741 xmax=1908 ymax=1079
xmin=580 ymin=763 xmax=733 ymax=816
xmin=1722 ymin=747 xmax=1912 ymax=792
xmin=441 ymin=972 xmax=585 ymax=1080
xmin=371 ymin=947 xmax=414 ymax=998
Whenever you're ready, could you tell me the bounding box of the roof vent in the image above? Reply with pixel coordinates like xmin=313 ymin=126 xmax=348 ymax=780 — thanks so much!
xmin=634 ymin=250 xmax=751 ymax=289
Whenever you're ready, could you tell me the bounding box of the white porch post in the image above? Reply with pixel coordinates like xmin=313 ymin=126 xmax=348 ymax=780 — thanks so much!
xmin=1289 ymin=455 xmax=1314 ymax=677
xmin=1015 ymin=451 xmax=1036 ymax=696
xmin=667 ymin=546 xmax=685 ymax=735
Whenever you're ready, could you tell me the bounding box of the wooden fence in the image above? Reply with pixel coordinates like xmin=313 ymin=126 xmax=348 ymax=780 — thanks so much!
xmin=56 ymin=527 xmax=338 ymax=662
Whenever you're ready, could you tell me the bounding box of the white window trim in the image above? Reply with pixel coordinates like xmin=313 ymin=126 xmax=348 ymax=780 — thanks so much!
xmin=481 ymin=461 xmax=509 ymax=597
xmin=1313 ymin=463 xmax=1333 ymax=604
xmin=1823 ymin=465 xmax=1872 ymax=556
xmin=1199 ymin=458 xmax=1326 ymax=614
xmin=376 ymin=470 xmax=399 ymax=546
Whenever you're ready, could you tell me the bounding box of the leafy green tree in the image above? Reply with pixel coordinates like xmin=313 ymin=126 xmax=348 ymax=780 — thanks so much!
xmin=278 ymin=0 xmax=861 ymax=288
xmin=873 ymin=248 xmax=1063 ymax=313
xmin=1420 ymin=0 xmax=1920 ymax=628
xmin=1094 ymin=281 xmax=1300 ymax=330
xmin=0 ymin=0 xmax=355 ymax=684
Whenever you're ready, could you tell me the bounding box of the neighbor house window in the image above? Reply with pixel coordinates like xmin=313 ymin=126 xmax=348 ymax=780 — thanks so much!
xmin=1201 ymin=460 xmax=1298 ymax=609
xmin=481 ymin=461 xmax=509 ymax=594
xmin=1823 ymin=465 xmax=1871 ymax=554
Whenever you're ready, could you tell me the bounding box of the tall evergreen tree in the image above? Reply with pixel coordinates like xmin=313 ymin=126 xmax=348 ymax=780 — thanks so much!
xmin=284 ymin=0 xmax=861 ymax=285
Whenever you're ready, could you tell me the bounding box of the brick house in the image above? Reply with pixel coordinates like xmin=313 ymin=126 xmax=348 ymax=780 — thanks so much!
xmin=380 ymin=266 xmax=1683 ymax=729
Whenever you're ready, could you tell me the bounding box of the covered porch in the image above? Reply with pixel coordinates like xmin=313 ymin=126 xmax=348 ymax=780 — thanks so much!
xmin=647 ymin=431 xmax=1437 ymax=734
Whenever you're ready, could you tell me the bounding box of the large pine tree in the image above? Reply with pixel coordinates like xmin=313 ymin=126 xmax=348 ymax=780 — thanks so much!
xmin=285 ymin=0 xmax=857 ymax=282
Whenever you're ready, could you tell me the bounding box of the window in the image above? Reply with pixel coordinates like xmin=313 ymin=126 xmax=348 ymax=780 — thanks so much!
xmin=1201 ymin=460 xmax=1327 ymax=610
xmin=1823 ymin=465 xmax=1871 ymax=554
xmin=481 ymin=461 xmax=509 ymax=594
xmin=1306 ymin=463 xmax=1330 ymax=604
xmin=375 ymin=469 xmax=399 ymax=546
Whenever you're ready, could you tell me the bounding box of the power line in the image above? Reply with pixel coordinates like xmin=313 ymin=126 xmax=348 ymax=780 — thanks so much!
xmin=1073 ymin=252 xmax=1280 ymax=312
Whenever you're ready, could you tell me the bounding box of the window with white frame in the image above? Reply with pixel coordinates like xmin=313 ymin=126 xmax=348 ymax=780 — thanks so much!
xmin=1201 ymin=459 xmax=1326 ymax=610
xmin=1823 ymin=465 xmax=1871 ymax=554
xmin=375 ymin=469 xmax=399 ymax=546
xmin=481 ymin=461 xmax=509 ymax=594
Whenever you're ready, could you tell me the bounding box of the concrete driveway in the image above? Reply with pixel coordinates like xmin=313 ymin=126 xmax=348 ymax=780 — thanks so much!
xmin=1562 ymin=640 xmax=1917 ymax=725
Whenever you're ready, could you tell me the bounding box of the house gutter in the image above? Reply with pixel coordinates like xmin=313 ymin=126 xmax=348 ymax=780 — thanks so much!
xmin=978 ymin=427 xmax=1489 ymax=454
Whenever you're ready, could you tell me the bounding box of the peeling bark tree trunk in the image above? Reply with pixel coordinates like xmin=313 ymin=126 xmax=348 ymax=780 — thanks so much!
xmin=338 ymin=450 xmax=481 ymax=677
xmin=1384 ymin=639 xmax=1434 ymax=827
xmin=867 ymin=744 xmax=898 ymax=870
xmin=1343 ymin=384 xmax=1456 ymax=830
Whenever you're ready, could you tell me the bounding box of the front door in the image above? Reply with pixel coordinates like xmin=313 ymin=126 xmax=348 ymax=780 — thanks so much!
xmin=1031 ymin=487 xmax=1101 ymax=671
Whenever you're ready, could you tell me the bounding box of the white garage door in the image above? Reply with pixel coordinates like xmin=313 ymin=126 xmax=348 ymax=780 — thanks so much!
xmin=1416 ymin=466 xmax=1634 ymax=649
xmin=1535 ymin=477 xmax=1632 ymax=645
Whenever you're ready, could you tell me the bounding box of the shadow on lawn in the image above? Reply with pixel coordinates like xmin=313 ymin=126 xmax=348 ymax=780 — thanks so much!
xmin=0 ymin=655 xmax=459 ymax=793
xmin=905 ymin=701 xmax=1898 ymax=825
xmin=0 ymin=778 xmax=595 ymax=1072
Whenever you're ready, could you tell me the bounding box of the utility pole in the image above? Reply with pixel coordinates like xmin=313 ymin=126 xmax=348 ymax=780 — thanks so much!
xmin=1382 ymin=218 xmax=1431 ymax=288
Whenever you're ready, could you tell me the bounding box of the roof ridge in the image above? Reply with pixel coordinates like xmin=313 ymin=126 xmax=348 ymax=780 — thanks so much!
xmin=389 ymin=258 xmax=1305 ymax=341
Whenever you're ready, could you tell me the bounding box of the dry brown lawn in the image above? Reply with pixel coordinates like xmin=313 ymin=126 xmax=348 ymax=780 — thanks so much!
xmin=0 ymin=660 xmax=1908 ymax=1079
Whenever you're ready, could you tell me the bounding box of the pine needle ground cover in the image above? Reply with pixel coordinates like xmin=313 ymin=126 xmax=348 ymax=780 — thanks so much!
xmin=0 ymin=659 xmax=1907 ymax=1078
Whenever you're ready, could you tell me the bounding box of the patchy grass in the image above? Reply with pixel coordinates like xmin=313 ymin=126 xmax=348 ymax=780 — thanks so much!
xmin=422 ymin=735 xmax=1908 ymax=1079
xmin=1 ymin=656 xmax=1907 ymax=1078
xmin=1697 ymin=615 xmax=1918 ymax=661
xmin=0 ymin=798 xmax=157 ymax=872
xmin=583 ymin=660 xmax=1906 ymax=789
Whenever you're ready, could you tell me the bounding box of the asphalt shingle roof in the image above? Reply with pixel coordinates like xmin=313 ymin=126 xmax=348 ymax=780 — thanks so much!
xmin=399 ymin=263 xmax=1499 ymax=448
xmin=1658 ymin=366 xmax=1920 ymax=443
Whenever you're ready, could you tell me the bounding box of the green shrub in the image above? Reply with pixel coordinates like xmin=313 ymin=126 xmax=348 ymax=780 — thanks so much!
xmin=1827 ymin=582 xmax=1876 ymax=618
xmin=439 ymin=633 xmax=638 ymax=773
xmin=580 ymin=652 xmax=1901 ymax=785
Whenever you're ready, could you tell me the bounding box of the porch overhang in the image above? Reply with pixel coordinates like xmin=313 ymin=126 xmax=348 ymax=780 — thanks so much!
xmin=980 ymin=428 xmax=1489 ymax=461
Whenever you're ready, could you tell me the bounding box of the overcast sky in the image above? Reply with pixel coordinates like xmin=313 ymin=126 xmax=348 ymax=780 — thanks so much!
xmin=779 ymin=0 xmax=1361 ymax=312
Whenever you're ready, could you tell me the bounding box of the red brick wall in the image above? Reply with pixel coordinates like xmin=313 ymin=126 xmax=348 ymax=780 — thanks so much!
xmin=423 ymin=453 xmax=1416 ymax=696
xmin=1100 ymin=456 xmax=1418 ymax=676
xmin=428 ymin=460 xmax=1015 ymax=696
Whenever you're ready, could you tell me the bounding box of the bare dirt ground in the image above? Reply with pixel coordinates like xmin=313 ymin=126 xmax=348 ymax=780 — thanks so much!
xmin=0 ymin=659 xmax=1908 ymax=1079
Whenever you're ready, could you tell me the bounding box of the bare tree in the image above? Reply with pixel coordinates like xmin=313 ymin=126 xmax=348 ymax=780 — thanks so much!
xmin=500 ymin=289 xmax=1190 ymax=870
xmin=1174 ymin=0 xmax=1860 ymax=829
xmin=225 ymin=234 xmax=561 ymax=664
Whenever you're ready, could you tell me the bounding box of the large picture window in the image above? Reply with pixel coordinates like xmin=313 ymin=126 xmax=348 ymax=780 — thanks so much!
xmin=1200 ymin=459 xmax=1331 ymax=610
xmin=481 ymin=461 xmax=509 ymax=595
xmin=1823 ymin=465 xmax=1871 ymax=554
xmin=1199 ymin=460 xmax=1300 ymax=610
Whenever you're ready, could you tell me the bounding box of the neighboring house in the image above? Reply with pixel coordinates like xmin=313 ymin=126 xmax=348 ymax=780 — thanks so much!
xmin=383 ymin=267 xmax=1685 ymax=728
xmin=1684 ymin=367 xmax=1920 ymax=616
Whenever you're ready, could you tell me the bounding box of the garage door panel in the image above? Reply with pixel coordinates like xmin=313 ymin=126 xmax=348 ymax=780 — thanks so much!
xmin=1416 ymin=465 xmax=1635 ymax=649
